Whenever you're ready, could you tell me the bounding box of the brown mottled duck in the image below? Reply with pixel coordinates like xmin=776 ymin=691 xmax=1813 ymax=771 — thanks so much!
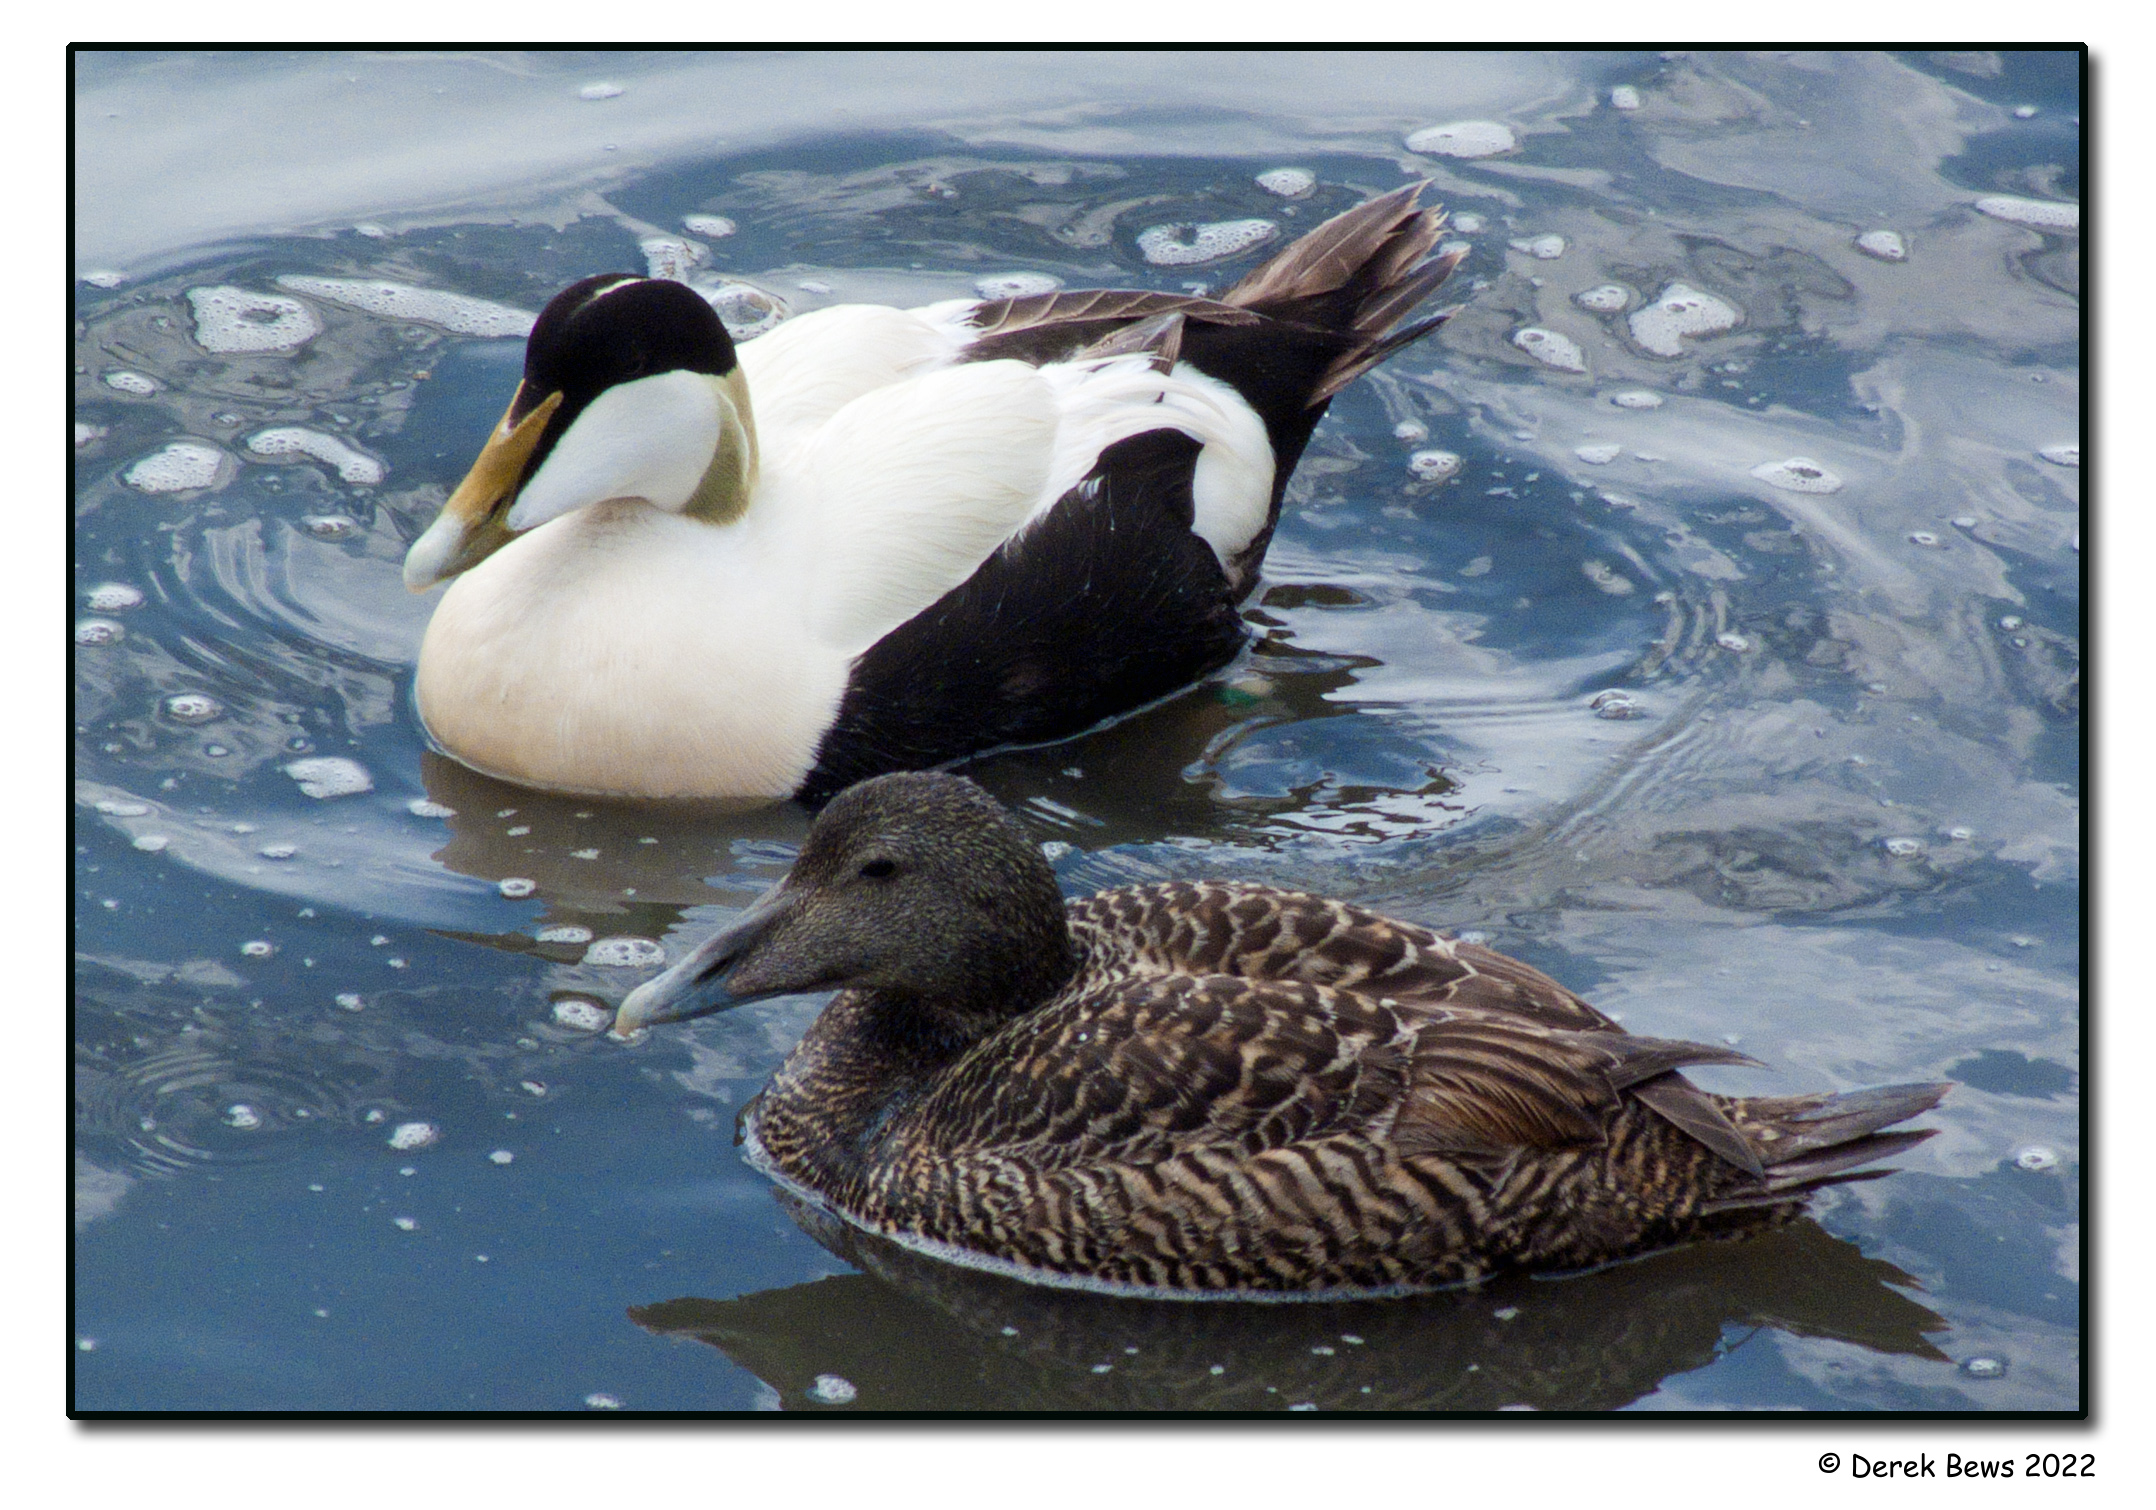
xmin=613 ymin=772 xmax=1947 ymax=1298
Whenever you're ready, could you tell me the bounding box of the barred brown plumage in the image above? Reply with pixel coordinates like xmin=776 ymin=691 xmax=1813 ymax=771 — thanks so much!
xmin=614 ymin=771 xmax=1950 ymax=1297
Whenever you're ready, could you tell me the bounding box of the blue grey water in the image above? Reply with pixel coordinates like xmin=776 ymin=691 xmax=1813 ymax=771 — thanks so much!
xmin=72 ymin=50 xmax=2080 ymax=1412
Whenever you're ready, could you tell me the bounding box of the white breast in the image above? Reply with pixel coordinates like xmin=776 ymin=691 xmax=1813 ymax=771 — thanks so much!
xmin=414 ymin=502 xmax=848 ymax=799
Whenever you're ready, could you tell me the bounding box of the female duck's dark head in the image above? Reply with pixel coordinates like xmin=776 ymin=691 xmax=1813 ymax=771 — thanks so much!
xmin=612 ymin=772 xmax=1078 ymax=1042
xmin=404 ymin=274 xmax=757 ymax=590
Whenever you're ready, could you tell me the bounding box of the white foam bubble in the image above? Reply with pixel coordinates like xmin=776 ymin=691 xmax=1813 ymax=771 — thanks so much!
xmin=1856 ymin=230 xmax=1907 ymax=261
xmin=259 ymin=843 xmax=296 ymax=860
xmin=1509 ymin=234 xmax=1565 ymax=260
xmin=683 ymin=214 xmax=736 ymax=238
xmin=1609 ymin=389 xmax=1665 ymax=409
xmin=498 ymin=877 xmax=536 ymax=899
xmin=1405 ymin=121 xmax=1516 ymax=158
xmin=124 ymin=440 xmax=226 ymax=493
xmin=354 ymin=223 xmax=391 ymax=239
xmin=1884 ymin=837 xmax=1924 ymax=856
xmin=86 ymin=583 xmax=144 ymax=612
xmin=407 ymin=798 xmax=455 ymax=819
xmin=241 ymin=940 xmax=276 ymax=957
xmin=1255 ymin=168 xmax=1316 ymax=198
xmin=1716 ymin=632 xmax=1751 ymax=652
xmin=807 ymin=1375 xmax=858 ymax=1405
xmin=164 ymin=693 xmax=222 ymax=723
xmin=95 ymin=799 xmax=150 ymax=816
xmin=2014 ymin=1146 xmax=2059 ymax=1171
xmin=1589 ymin=689 xmax=1641 ymax=719
xmin=75 ymin=422 xmax=107 ymax=448
xmin=1513 ymin=327 xmax=1586 ymax=372
xmin=132 ymin=833 xmax=169 ymax=852
xmin=1453 ymin=213 xmax=1486 ymax=234
xmin=224 ymin=1104 xmax=261 ymax=1130
xmin=536 ymin=924 xmax=594 ymax=945
xmin=1137 ymin=219 xmax=1279 ymax=267
xmin=973 ymin=272 xmax=1062 ymax=300
xmin=552 ymin=998 xmax=611 ymax=1033
xmin=490 ymin=1149 xmax=514 ymax=1165
xmin=584 ymin=937 xmax=665 ymax=969
xmin=1575 ymin=284 xmax=1630 ymax=313
xmin=640 ymin=237 xmax=702 ymax=281
xmin=284 ymin=757 xmax=373 ymax=799
xmin=1751 ymin=457 xmax=1844 ymax=494
xmin=274 ymin=276 xmax=535 ymax=337
xmin=578 ymin=81 xmax=624 ymax=100
xmin=703 ymin=281 xmax=787 ymax=339
xmin=186 ymin=286 xmax=322 ymax=353
xmin=1908 ymin=530 xmax=1941 ymax=546
xmin=388 ymin=1121 xmax=439 ymax=1151
xmin=76 ymin=617 xmax=126 ymax=646
xmin=393 ymin=1216 xmax=418 ymax=1231
xmin=1392 ymin=420 xmax=1428 ymax=443
xmin=83 ymin=269 xmax=126 ymax=288
xmin=1409 ymin=449 xmax=1462 ymax=481
xmin=1629 ymin=283 xmax=1739 ymax=356
xmin=1975 ymin=196 xmax=2079 ymax=232
xmin=335 ymin=992 xmax=364 ymax=1010
xmin=1573 ymin=443 xmax=1622 ymax=465
xmin=1610 ymin=85 xmax=1642 ymax=110
xmin=245 ymin=427 xmax=384 ymax=485
xmin=103 ymin=370 xmax=158 ymax=395
xmin=2013 ymin=104 xmax=2039 ymax=119
xmin=2038 ymin=444 xmax=2079 ymax=467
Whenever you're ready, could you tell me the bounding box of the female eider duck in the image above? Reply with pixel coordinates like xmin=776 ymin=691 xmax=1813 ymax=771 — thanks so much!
xmin=404 ymin=185 xmax=1466 ymax=804
xmin=612 ymin=771 xmax=1949 ymax=1298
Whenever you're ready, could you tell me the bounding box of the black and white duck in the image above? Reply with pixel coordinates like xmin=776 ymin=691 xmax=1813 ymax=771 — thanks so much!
xmin=612 ymin=771 xmax=1949 ymax=1298
xmin=403 ymin=185 xmax=1465 ymax=804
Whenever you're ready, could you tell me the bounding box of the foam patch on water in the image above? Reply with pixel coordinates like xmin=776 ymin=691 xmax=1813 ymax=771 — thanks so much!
xmin=86 ymin=583 xmax=144 ymax=612
xmin=124 ymin=441 xmax=225 ymax=493
xmin=584 ymin=937 xmax=665 ymax=968
xmin=1255 ymin=168 xmax=1315 ymax=198
xmin=1575 ymin=284 xmax=1629 ymax=313
xmin=1509 ymin=234 xmax=1565 ymax=259
xmin=1857 ymin=230 xmax=1907 ymax=261
xmin=1629 ymin=284 xmax=1739 ymax=356
xmin=1137 ymin=219 xmax=1279 ymax=266
xmin=246 ymin=427 xmax=384 ymax=484
xmin=1975 ymin=196 xmax=2079 ymax=232
xmin=683 ymin=214 xmax=736 ymax=238
xmin=1405 ymin=120 xmax=1516 ymax=157
xmin=164 ymin=693 xmax=222 ymax=723
xmin=186 ymin=287 xmax=322 ymax=353
xmin=388 ymin=1121 xmax=438 ymax=1150
xmin=498 ymin=877 xmax=536 ymax=899
xmin=83 ymin=269 xmax=126 ymax=288
xmin=1573 ymin=443 xmax=1621 ymax=464
xmin=1609 ymin=389 xmax=1664 ymax=409
xmin=536 ymin=924 xmax=594 ymax=945
xmin=1408 ymin=450 xmax=1462 ymax=481
xmin=103 ymin=370 xmax=158 ymax=395
xmin=640 ymin=237 xmax=702 ymax=281
xmin=2038 ymin=444 xmax=2079 ymax=467
xmin=1751 ymin=457 xmax=1844 ymax=493
xmin=1452 ymin=213 xmax=1485 ymax=234
xmin=974 ymin=272 xmax=1062 ymax=300
xmin=75 ymin=422 xmax=106 ymax=448
xmin=807 ymin=1375 xmax=858 ymax=1405
xmin=1610 ymin=85 xmax=1642 ymax=110
xmin=274 ymin=276 xmax=534 ymax=337
xmin=284 ymin=757 xmax=373 ymax=799
xmin=703 ymin=281 xmax=787 ymax=338
xmin=551 ymin=998 xmax=611 ymax=1032
xmin=1513 ymin=327 xmax=1586 ymax=372
xmin=407 ymin=798 xmax=454 ymax=819
xmin=578 ymin=82 xmax=624 ymax=100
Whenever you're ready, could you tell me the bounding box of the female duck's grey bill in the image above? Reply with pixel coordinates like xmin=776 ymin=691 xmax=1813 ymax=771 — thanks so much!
xmin=610 ymin=885 xmax=791 ymax=1037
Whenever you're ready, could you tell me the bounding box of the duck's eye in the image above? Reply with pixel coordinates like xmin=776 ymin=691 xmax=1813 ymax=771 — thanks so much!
xmin=858 ymin=858 xmax=898 ymax=880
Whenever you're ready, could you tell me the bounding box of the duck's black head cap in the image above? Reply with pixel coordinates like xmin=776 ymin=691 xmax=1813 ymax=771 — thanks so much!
xmin=509 ymin=275 xmax=738 ymax=431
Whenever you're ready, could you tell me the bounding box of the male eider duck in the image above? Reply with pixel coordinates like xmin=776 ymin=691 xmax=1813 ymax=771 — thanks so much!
xmin=404 ymin=185 xmax=1467 ymax=804
xmin=612 ymin=772 xmax=1949 ymax=1298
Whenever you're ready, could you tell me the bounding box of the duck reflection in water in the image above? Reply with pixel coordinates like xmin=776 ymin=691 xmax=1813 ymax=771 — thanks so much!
xmin=631 ymin=1191 xmax=1947 ymax=1413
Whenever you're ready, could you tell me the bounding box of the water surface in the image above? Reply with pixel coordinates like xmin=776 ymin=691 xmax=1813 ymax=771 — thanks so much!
xmin=73 ymin=49 xmax=2080 ymax=1413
